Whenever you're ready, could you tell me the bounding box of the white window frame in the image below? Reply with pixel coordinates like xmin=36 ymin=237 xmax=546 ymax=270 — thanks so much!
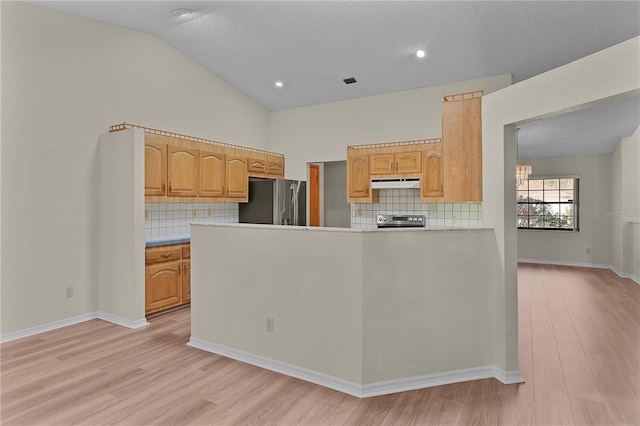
xmin=517 ymin=175 xmax=580 ymax=232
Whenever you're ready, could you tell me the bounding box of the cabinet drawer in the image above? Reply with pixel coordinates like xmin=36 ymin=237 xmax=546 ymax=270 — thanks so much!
xmin=145 ymin=246 xmax=182 ymax=264
xmin=182 ymin=244 xmax=190 ymax=259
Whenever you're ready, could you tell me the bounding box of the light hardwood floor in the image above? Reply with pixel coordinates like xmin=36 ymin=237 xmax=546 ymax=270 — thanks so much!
xmin=1 ymin=264 xmax=639 ymax=425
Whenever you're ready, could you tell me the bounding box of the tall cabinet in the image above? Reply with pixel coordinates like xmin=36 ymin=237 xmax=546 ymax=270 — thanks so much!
xmin=442 ymin=91 xmax=483 ymax=202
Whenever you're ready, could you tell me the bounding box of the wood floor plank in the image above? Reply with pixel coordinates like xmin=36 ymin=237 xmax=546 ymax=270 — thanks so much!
xmin=568 ymin=395 xmax=613 ymax=426
xmin=585 ymin=352 xmax=640 ymax=425
xmin=532 ymin=361 xmax=574 ymax=425
xmin=531 ymin=320 xmax=560 ymax=364
xmin=556 ymin=339 xmax=603 ymax=403
xmin=572 ymin=316 xmax=612 ymax=355
xmin=549 ymin=307 xmax=581 ymax=344
xmin=518 ymin=326 xmax=533 ymax=374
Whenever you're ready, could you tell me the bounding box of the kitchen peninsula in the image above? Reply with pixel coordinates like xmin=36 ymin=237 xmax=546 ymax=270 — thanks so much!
xmin=188 ymin=223 xmax=522 ymax=398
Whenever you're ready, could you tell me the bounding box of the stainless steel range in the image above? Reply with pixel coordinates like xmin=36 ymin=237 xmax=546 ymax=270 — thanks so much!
xmin=376 ymin=214 xmax=426 ymax=228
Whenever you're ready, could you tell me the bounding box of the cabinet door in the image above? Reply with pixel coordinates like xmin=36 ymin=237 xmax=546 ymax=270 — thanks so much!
xmin=347 ymin=154 xmax=371 ymax=201
xmin=267 ymin=156 xmax=284 ymax=178
xmin=145 ymin=142 xmax=167 ymax=196
xmin=145 ymin=261 xmax=181 ymax=314
xmin=167 ymin=145 xmax=198 ymax=197
xmin=442 ymin=96 xmax=482 ymax=201
xmin=199 ymin=150 xmax=225 ymax=197
xmin=370 ymin=153 xmax=395 ymax=175
xmin=182 ymin=260 xmax=191 ymax=303
xmin=422 ymin=146 xmax=444 ymax=198
xmin=248 ymin=157 xmax=267 ymax=174
xmin=396 ymin=151 xmax=422 ymax=174
xmin=226 ymin=156 xmax=248 ymax=199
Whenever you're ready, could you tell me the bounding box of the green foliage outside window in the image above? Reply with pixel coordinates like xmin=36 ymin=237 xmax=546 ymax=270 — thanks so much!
xmin=517 ymin=178 xmax=578 ymax=231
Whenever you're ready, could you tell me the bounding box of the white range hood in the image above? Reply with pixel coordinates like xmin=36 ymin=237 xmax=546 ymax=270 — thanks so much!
xmin=371 ymin=178 xmax=420 ymax=189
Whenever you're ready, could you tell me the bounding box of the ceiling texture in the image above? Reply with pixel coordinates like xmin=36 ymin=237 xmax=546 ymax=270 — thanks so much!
xmin=27 ymin=1 xmax=640 ymax=157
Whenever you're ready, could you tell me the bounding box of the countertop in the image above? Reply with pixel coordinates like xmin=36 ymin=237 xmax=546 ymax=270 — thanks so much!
xmin=147 ymin=223 xmax=492 ymax=246
xmin=190 ymin=223 xmax=492 ymax=233
xmin=145 ymin=234 xmax=190 ymax=247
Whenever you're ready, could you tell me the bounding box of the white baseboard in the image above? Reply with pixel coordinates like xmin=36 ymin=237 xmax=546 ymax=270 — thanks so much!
xmin=0 ymin=311 xmax=149 ymax=344
xmin=518 ymin=258 xmax=640 ymax=285
xmin=97 ymin=311 xmax=149 ymax=329
xmin=0 ymin=312 xmax=98 ymax=343
xmin=188 ymin=337 xmax=523 ymax=398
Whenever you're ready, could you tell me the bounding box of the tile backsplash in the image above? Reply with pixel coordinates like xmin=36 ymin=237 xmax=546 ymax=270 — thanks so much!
xmin=145 ymin=202 xmax=238 ymax=239
xmin=351 ymin=188 xmax=483 ymax=229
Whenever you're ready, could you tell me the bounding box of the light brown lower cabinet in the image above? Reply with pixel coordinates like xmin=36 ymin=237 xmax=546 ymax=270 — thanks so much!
xmin=182 ymin=259 xmax=191 ymax=303
xmin=145 ymin=243 xmax=190 ymax=315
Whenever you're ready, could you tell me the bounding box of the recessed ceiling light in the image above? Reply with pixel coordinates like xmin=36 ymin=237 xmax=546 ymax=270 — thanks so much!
xmin=274 ymin=80 xmax=284 ymax=88
xmin=173 ymin=8 xmax=192 ymax=17
xmin=416 ymin=49 xmax=426 ymax=59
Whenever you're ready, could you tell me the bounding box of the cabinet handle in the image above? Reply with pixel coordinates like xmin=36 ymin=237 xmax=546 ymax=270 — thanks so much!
xmin=161 ymin=183 xmax=166 ymax=192
xmin=169 ymin=182 xmax=172 ymax=193
xmin=161 ymin=253 xmax=172 ymax=258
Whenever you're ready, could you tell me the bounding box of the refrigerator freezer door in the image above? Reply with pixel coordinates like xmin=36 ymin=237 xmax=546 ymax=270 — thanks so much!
xmin=239 ymin=180 xmax=275 ymax=224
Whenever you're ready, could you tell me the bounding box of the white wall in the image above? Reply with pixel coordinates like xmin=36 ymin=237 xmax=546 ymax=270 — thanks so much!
xmin=190 ymin=224 xmax=503 ymax=394
xmin=190 ymin=224 xmax=365 ymax=385
xmin=517 ymin=155 xmax=613 ymax=265
xmin=271 ymin=75 xmax=512 ymax=180
xmin=611 ymin=126 xmax=640 ymax=277
xmin=97 ymin=129 xmax=146 ymax=325
xmin=482 ymin=36 xmax=640 ymax=372
xmin=1 ymin=2 xmax=271 ymax=334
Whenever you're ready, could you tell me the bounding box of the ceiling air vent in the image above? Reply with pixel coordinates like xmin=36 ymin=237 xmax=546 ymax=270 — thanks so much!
xmin=343 ymin=77 xmax=357 ymax=85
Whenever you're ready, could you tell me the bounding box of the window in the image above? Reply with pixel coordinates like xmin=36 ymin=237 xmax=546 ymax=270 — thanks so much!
xmin=517 ymin=177 xmax=579 ymax=231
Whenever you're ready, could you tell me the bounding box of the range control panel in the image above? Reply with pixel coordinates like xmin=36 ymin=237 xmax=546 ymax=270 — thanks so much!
xmin=376 ymin=214 xmax=426 ymax=228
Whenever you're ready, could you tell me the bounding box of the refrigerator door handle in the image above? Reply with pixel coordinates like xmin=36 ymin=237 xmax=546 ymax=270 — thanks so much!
xmin=291 ymin=184 xmax=296 ymax=226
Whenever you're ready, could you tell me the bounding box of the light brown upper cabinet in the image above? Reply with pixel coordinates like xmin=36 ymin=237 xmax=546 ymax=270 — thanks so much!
xmin=145 ymin=142 xmax=167 ymax=196
xmin=442 ymin=91 xmax=483 ymax=202
xmin=371 ymin=151 xmax=422 ymax=176
xmin=266 ymin=155 xmax=285 ymax=178
xmin=248 ymin=157 xmax=267 ymax=174
xmin=199 ymin=150 xmax=226 ymax=198
xmin=421 ymin=143 xmax=444 ymax=199
xmin=225 ymin=155 xmax=248 ymax=200
xmin=248 ymin=154 xmax=285 ymax=178
xmin=347 ymin=153 xmax=372 ymax=202
xmin=167 ymin=145 xmax=198 ymax=197
xmin=111 ymin=123 xmax=283 ymax=202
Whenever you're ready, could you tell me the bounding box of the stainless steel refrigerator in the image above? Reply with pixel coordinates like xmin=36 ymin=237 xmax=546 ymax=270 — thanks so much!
xmin=239 ymin=179 xmax=306 ymax=226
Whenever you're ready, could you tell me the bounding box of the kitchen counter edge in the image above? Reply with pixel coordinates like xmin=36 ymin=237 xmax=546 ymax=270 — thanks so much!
xmin=190 ymin=223 xmax=492 ymax=233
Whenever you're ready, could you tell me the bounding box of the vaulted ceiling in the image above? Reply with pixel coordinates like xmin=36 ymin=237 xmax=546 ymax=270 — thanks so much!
xmin=27 ymin=1 xmax=640 ymax=157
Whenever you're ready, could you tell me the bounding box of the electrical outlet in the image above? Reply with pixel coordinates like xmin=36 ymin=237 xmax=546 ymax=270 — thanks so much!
xmin=145 ymin=209 xmax=149 ymax=219
xmin=207 ymin=208 xmax=212 ymax=217
xmin=65 ymin=286 xmax=74 ymax=298
xmin=355 ymin=208 xmax=362 ymax=217
xmin=451 ymin=215 xmax=457 ymax=225
xmin=585 ymin=248 xmax=591 ymax=254
xmin=266 ymin=317 xmax=274 ymax=332
xmin=192 ymin=209 xmax=197 ymax=218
